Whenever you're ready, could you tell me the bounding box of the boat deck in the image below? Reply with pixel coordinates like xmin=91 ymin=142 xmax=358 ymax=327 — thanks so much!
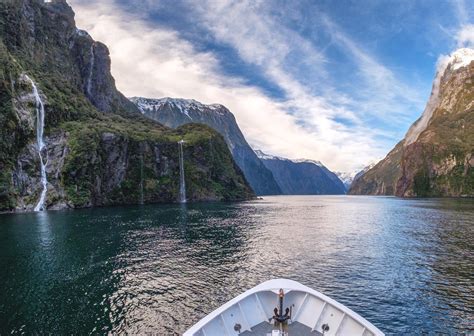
xmin=240 ymin=321 xmax=322 ymax=336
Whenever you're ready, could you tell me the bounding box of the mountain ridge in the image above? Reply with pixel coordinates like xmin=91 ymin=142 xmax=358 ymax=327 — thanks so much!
xmin=0 ymin=0 xmax=254 ymax=211
xmin=255 ymin=150 xmax=346 ymax=195
xmin=130 ymin=96 xmax=282 ymax=195
xmin=350 ymin=48 xmax=474 ymax=197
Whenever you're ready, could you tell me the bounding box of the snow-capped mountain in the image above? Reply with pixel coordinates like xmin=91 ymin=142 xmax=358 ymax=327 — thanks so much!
xmin=335 ymin=171 xmax=357 ymax=191
xmin=352 ymin=162 xmax=378 ymax=182
xmin=335 ymin=161 xmax=381 ymax=191
xmin=133 ymin=97 xmax=227 ymax=120
xmin=255 ymin=150 xmax=346 ymax=195
xmin=130 ymin=97 xmax=282 ymax=195
xmin=350 ymin=48 xmax=474 ymax=197
xmin=405 ymin=48 xmax=474 ymax=145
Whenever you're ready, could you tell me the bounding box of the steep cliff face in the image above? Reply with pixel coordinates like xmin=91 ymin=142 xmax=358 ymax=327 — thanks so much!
xmin=0 ymin=0 xmax=253 ymax=211
xmin=350 ymin=49 xmax=474 ymax=197
xmin=130 ymin=97 xmax=282 ymax=195
xmin=348 ymin=142 xmax=403 ymax=195
xmin=255 ymin=150 xmax=346 ymax=195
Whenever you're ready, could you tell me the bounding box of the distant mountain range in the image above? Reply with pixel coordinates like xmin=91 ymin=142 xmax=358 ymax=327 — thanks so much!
xmin=130 ymin=97 xmax=282 ymax=195
xmin=0 ymin=0 xmax=254 ymax=212
xmin=335 ymin=171 xmax=357 ymax=191
xmin=350 ymin=48 xmax=474 ymax=197
xmin=255 ymin=150 xmax=346 ymax=195
xmin=130 ymin=97 xmax=348 ymax=196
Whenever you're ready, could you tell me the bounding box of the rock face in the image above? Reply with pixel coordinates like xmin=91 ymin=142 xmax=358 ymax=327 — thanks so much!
xmin=0 ymin=0 xmax=254 ymax=211
xmin=349 ymin=143 xmax=403 ymax=195
xmin=350 ymin=48 xmax=474 ymax=197
xmin=255 ymin=150 xmax=346 ymax=195
xmin=130 ymin=97 xmax=282 ymax=195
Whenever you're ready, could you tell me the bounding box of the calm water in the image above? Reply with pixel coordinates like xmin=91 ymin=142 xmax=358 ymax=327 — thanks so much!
xmin=0 ymin=196 xmax=473 ymax=335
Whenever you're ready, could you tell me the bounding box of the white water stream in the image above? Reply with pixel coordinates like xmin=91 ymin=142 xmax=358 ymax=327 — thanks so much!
xmin=178 ymin=140 xmax=186 ymax=203
xmin=25 ymin=75 xmax=48 ymax=212
xmin=86 ymin=44 xmax=95 ymax=97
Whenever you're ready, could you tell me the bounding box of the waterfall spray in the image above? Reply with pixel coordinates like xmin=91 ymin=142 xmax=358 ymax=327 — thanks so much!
xmin=178 ymin=140 xmax=186 ymax=203
xmin=86 ymin=43 xmax=95 ymax=97
xmin=25 ymin=75 xmax=48 ymax=212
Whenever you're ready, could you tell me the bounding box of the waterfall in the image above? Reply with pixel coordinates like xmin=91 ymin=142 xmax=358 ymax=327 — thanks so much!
xmin=25 ymin=75 xmax=48 ymax=212
xmin=178 ymin=140 xmax=186 ymax=203
xmin=139 ymin=151 xmax=144 ymax=205
xmin=86 ymin=44 xmax=95 ymax=97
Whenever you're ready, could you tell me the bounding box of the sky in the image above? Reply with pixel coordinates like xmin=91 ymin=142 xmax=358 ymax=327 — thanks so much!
xmin=68 ymin=0 xmax=474 ymax=172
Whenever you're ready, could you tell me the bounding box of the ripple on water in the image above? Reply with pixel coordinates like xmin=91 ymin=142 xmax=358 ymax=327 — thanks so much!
xmin=0 ymin=196 xmax=473 ymax=334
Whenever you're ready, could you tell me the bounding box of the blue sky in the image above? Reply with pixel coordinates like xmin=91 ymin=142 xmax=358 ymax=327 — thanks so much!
xmin=69 ymin=0 xmax=474 ymax=172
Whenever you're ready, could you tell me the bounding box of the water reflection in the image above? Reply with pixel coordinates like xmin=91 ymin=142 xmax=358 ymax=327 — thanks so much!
xmin=0 ymin=196 xmax=472 ymax=335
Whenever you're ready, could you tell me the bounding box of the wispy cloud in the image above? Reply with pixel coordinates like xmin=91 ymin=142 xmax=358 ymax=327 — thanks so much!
xmin=449 ymin=0 xmax=474 ymax=47
xmin=68 ymin=0 xmax=445 ymax=172
xmin=456 ymin=24 xmax=474 ymax=47
xmin=318 ymin=15 xmax=425 ymax=122
xmin=184 ymin=1 xmax=426 ymax=155
xmin=453 ymin=0 xmax=469 ymax=25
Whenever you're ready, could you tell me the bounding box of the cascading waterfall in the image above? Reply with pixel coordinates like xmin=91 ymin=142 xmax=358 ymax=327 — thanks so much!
xmin=25 ymin=75 xmax=48 ymax=212
xmin=86 ymin=43 xmax=95 ymax=97
xmin=178 ymin=140 xmax=186 ymax=203
xmin=139 ymin=151 xmax=144 ymax=205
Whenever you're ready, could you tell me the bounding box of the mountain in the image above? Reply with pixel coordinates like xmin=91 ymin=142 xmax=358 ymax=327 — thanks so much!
xmin=335 ymin=172 xmax=352 ymax=190
xmin=129 ymin=97 xmax=282 ymax=195
xmin=352 ymin=162 xmax=377 ymax=182
xmin=255 ymin=150 xmax=346 ymax=195
xmin=335 ymin=170 xmax=361 ymax=191
xmin=350 ymin=48 xmax=474 ymax=197
xmin=0 ymin=0 xmax=253 ymax=211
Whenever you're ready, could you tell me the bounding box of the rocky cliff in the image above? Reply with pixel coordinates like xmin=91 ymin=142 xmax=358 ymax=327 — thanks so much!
xmin=0 ymin=0 xmax=254 ymax=211
xmin=130 ymin=97 xmax=282 ymax=195
xmin=350 ymin=48 xmax=474 ymax=197
xmin=255 ymin=150 xmax=346 ymax=195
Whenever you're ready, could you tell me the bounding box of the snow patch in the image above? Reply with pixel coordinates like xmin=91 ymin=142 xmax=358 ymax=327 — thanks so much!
xmin=294 ymin=159 xmax=323 ymax=167
xmin=405 ymin=48 xmax=474 ymax=145
xmin=255 ymin=150 xmax=326 ymax=168
xmin=448 ymin=48 xmax=474 ymax=71
xmin=335 ymin=171 xmax=357 ymax=185
xmin=254 ymin=150 xmax=288 ymax=161
xmin=128 ymin=97 xmax=229 ymax=119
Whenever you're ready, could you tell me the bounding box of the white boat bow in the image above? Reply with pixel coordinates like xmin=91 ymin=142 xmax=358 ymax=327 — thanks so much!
xmin=184 ymin=279 xmax=384 ymax=336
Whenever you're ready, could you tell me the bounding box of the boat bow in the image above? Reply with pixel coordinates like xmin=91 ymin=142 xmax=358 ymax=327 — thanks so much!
xmin=184 ymin=278 xmax=384 ymax=336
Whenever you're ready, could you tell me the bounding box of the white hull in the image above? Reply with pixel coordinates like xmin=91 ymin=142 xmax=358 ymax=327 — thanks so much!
xmin=184 ymin=279 xmax=384 ymax=336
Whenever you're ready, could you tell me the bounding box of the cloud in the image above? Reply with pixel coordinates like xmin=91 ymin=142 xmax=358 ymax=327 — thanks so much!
xmin=450 ymin=0 xmax=474 ymax=47
xmin=456 ymin=24 xmax=474 ymax=47
xmin=68 ymin=0 xmax=424 ymax=172
xmin=190 ymin=1 xmax=425 ymax=124
xmin=452 ymin=0 xmax=469 ymax=25
xmin=318 ymin=15 xmax=425 ymax=120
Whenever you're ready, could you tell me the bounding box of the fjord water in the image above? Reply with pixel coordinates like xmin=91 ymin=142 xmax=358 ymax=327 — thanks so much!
xmin=0 ymin=196 xmax=472 ymax=335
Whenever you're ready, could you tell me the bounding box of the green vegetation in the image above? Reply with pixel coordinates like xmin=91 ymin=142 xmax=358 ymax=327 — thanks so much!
xmin=413 ymin=168 xmax=431 ymax=197
xmin=350 ymin=63 xmax=474 ymax=198
xmin=60 ymin=121 xmax=253 ymax=207
xmin=0 ymin=0 xmax=254 ymax=211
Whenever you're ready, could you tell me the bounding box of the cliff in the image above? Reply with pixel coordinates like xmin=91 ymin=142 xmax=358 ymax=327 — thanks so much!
xmin=130 ymin=97 xmax=282 ymax=195
xmin=0 ymin=0 xmax=254 ymax=211
xmin=350 ymin=49 xmax=474 ymax=197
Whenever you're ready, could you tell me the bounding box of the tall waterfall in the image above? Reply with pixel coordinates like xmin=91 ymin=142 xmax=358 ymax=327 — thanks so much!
xmin=178 ymin=140 xmax=186 ymax=203
xmin=25 ymin=75 xmax=48 ymax=212
xmin=139 ymin=151 xmax=144 ymax=205
xmin=86 ymin=44 xmax=95 ymax=97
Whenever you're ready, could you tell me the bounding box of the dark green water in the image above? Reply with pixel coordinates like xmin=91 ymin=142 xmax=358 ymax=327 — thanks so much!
xmin=0 ymin=196 xmax=473 ymax=335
